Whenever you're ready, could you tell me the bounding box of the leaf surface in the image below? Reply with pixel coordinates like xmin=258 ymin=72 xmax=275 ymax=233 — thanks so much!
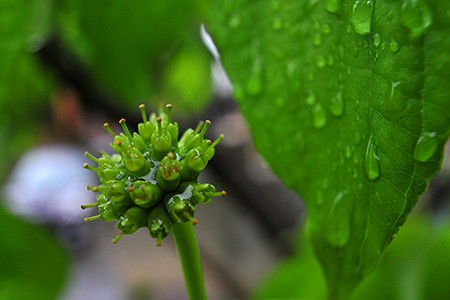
xmin=206 ymin=0 xmax=450 ymax=298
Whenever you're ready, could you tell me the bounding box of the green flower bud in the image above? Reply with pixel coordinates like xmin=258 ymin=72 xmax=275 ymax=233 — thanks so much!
xmin=99 ymin=180 xmax=133 ymax=205
xmin=151 ymin=117 xmax=172 ymax=160
xmin=129 ymin=180 xmax=164 ymax=208
xmin=164 ymin=193 xmax=195 ymax=224
xmin=138 ymin=104 xmax=156 ymax=142
xmin=147 ymin=203 xmax=173 ymax=246
xmin=83 ymin=103 xmax=224 ymax=245
xmin=119 ymin=143 xmax=152 ymax=176
xmin=179 ymin=181 xmax=226 ymax=205
xmin=156 ymin=153 xmax=181 ymax=192
xmin=84 ymin=194 xmax=130 ymax=223
xmin=113 ymin=206 xmax=150 ymax=243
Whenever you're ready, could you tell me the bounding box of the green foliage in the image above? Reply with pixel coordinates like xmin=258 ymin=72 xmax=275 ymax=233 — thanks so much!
xmin=0 ymin=204 xmax=69 ymax=300
xmin=56 ymin=0 xmax=212 ymax=114
xmin=206 ymin=0 xmax=450 ymax=298
xmin=252 ymin=217 xmax=450 ymax=300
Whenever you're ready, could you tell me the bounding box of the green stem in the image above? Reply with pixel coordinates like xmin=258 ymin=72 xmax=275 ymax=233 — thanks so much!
xmin=172 ymin=221 xmax=207 ymax=300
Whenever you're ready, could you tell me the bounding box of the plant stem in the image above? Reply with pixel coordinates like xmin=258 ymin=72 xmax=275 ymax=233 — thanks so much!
xmin=172 ymin=221 xmax=208 ymax=300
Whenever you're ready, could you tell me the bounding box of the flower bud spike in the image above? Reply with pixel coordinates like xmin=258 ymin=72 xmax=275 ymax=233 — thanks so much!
xmin=192 ymin=219 xmax=198 ymax=226
xmin=139 ymin=104 xmax=148 ymax=123
xmin=194 ymin=121 xmax=204 ymax=134
xmin=199 ymin=120 xmax=211 ymax=137
xmin=81 ymin=203 xmax=98 ymax=210
xmin=84 ymin=163 xmax=99 ymax=173
xmin=156 ymin=117 xmax=162 ymax=134
xmin=211 ymin=191 xmax=226 ymax=197
xmin=211 ymin=134 xmax=224 ymax=148
xmin=85 ymin=215 xmax=101 ymax=222
xmin=156 ymin=233 xmax=163 ymax=247
xmin=85 ymin=151 xmax=99 ymax=163
xmin=166 ymin=104 xmax=172 ymax=123
xmin=119 ymin=118 xmax=133 ymax=140
xmin=116 ymin=141 xmax=131 ymax=156
xmin=87 ymin=185 xmax=99 ymax=192
xmin=112 ymin=231 xmax=124 ymax=244
xmin=183 ymin=211 xmax=194 ymax=222
xmin=158 ymin=102 xmax=165 ymax=116
xmin=104 ymin=123 xmax=116 ymax=138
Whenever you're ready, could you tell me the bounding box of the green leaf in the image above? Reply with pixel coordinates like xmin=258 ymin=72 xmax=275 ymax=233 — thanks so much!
xmin=206 ymin=0 xmax=450 ymax=298
xmin=253 ymin=217 xmax=450 ymax=300
xmin=0 ymin=204 xmax=70 ymax=299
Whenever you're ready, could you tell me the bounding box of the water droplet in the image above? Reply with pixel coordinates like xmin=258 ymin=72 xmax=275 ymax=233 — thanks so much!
xmin=316 ymin=190 xmax=324 ymax=205
xmin=306 ymin=92 xmax=316 ymax=105
xmin=414 ymin=131 xmax=440 ymax=162
xmin=312 ymin=104 xmax=327 ymax=129
xmin=228 ymin=14 xmax=241 ymax=28
xmin=326 ymin=191 xmax=351 ymax=247
xmin=272 ymin=18 xmax=283 ymax=30
xmin=322 ymin=178 xmax=329 ymax=190
xmin=346 ymin=67 xmax=352 ymax=75
xmin=373 ymin=33 xmax=381 ymax=47
xmin=316 ymin=55 xmax=326 ymax=68
xmin=246 ymin=43 xmax=264 ymax=96
xmin=364 ymin=135 xmax=380 ymax=180
xmin=353 ymin=154 xmax=359 ymax=164
xmin=313 ymin=33 xmax=323 ymax=46
xmin=330 ymin=92 xmax=344 ymax=116
xmin=350 ymin=0 xmax=374 ymax=35
xmin=345 ymin=145 xmax=352 ymax=158
xmin=325 ymin=0 xmax=341 ymax=13
xmin=322 ymin=24 xmax=332 ymax=35
xmin=363 ymin=40 xmax=369 ymax=48
xmin=327 ymin=55 xmax=335 ymax=66
xmin=389 ymin=40 xmax=400 ymax=53
xmin=270 ymin=0 xmax=281 ymax=10
xmin=355 ymin=131 xmax=361 ymax=144
xmin=353 ymin=169 xmax=358 ymax=178
xmin=401 ymin=0 xmax=433 ymax=38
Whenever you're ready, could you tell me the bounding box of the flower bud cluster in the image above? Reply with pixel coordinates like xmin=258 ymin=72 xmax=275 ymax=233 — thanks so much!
xmin=82 ymin=104 xmax=225 ymax=245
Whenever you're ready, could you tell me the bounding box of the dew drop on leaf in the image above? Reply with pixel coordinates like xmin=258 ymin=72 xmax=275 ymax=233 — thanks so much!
xmin=389 ymin=40 xmax=400 ymax=53
xmin=414 ymin=131 xmax=440 ymax=162
xmin=355 ymin=131 xmax=362 ymax=144
xmin=327 ymin=55 xmax=335 ymax=66
xmin=400 ymin=0 xmax=433 ymax=38
xmin=228 ymin=14 xmax=241 ymax=28
xmin=322 ymin=24 xmax=332 ymax=35
xmin=364 ymin=135 xmax=380 ymax=180
xmin=345 ymin=145 xmax=352 ymax=158
xmin=272 ymin=18 xmax=283 ymax=30
xmin=312 ymin=103 xmax=327 ymax=129
xmin=325 ymin=0 xmax=341 ymax=14
xmin=316 ymin=55 xmax=327 ymax=68
xmin=330 ymin=91 xmax=344 ymax=116
xmin=326 ymin=191 xmax=351 ymax=247
xmin=316 ymin=190 xmax=324 ymax=205
xmin=305 ymin=91 xmax=316 ymax=105
xmin=350 ymin=0 xmax=374 ymax=35
xmin=313 ymin=33 xmax=323 ymax=46
xmin=270 ymin=0 xmax=281 ymax=10
xmin=373 ymin=33 xmax=381 ymax=47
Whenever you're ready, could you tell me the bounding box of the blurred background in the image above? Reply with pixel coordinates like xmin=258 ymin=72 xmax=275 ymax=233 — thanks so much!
xmin=1 ymin=1 xmax=449 ymax=300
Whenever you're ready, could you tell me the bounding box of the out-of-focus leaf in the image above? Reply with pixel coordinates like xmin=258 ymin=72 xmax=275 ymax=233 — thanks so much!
xmin=0 ymin=204 xmax=69 ymax=299
xmin=252 ymin=217 xmax=450 ymax=300
xmin=57 ymin=0 xmax=212 ymax=112
xmin=206 ymin=0 xmax=450 ymax=298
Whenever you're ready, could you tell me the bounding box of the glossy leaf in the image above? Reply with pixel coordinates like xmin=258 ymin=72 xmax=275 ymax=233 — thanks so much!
xmin=206 ymin=0 xmax=450 ymax=298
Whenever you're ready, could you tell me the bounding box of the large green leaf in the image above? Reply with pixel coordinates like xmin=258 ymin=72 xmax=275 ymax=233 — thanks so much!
xmin=252 ymin=217 xmax=450 ymax=300
xmin=206 ymin=0 xmax=450 ymax=298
